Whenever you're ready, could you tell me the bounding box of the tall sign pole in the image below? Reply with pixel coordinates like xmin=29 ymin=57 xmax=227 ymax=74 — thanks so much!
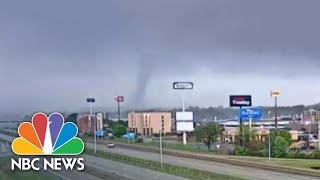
xmin=173 ymin=82 xmax=194 ymax=145
xmin=230 ymin=95 xmax=252 ymax=146
xmin=87 ymin=98 xmax=96 ymax=153
xmin=239 ymin=106 xmax=243 ymax=145
xmin=118 ymin=100 xmax=120 ymax=121
xmin=115 ymin=96 xmax=124 ymax=122
xmin=271 ymin=90 xmax=280 ymax=129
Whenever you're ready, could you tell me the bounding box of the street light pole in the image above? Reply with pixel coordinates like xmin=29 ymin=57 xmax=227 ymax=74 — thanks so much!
xmin=159 ymin=129 xmax=163 ymax=167
xmin=305 ymin=121 xmax=311 ymax=151
xmin=275 ymin=96 xmax=278 ymax=129
xmin=308 ymin=121 xmax=311 ymax=151
xmin=268 ymin=127 xmax=271 ymax=161
xmin=318 ymin=120 xmax=320 ymax=150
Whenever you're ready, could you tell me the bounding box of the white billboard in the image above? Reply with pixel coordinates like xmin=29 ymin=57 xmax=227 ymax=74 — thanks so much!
xmin=176 ymin=112 xmax=193 ymax=121
xmin=176 ymin=122 xmax=194 ymax=132
xmin=173 ymin=82 xmax=194 ymax=89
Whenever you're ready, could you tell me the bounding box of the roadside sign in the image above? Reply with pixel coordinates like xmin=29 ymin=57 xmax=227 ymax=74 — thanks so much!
xmin=173 ymin=82 xmax=194 ymax=90
xmin=271 ymin=90 xmax=281 ymax=97
xmin=240 ymin=107 xmax=262 ymax=120
xmin=176 ymin=112 xmax=193 ymax=121
xmin=86 ymin=98 xmax=95 ymax=103
xmin=230 ymin=95 xmax=252 ymax=107
xmin=176 ymin=122 xmax=194 ymax=132
xmin=115 ymin=96 xmax=124 ymax=102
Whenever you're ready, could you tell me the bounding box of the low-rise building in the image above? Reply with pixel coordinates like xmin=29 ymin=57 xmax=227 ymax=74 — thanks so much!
xmin=301 ymin=109 xmax=320 ymax=124
xmin=128 ymin=112 xmax=172 ymax=136
xmin=77 ymin=114 xmax=97 ymax=134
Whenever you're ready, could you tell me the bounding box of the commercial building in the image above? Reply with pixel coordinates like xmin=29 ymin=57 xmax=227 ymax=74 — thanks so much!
xmin=96 ymin=113 xmax=104 ymax=131
xmin=77 ymin=113 xmax=106 ymax=134
xmin=77 ymin=114 xmax=96 ymax=134
xmin=128 ymin=112 xmax=172 ymax=136
xmin=301 ymin=109 xmax=320 ymax=124
xmin=220 ymin=117 xmax=298 ymax=143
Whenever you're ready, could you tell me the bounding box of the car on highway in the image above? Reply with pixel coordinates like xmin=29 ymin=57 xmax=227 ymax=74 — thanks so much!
xmin=106 ymin=143 xmax=115 ymax=148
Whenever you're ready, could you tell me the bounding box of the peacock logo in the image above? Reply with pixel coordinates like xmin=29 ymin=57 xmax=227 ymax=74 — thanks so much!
xmin=12 ymin=112 xmax=84 ymax=155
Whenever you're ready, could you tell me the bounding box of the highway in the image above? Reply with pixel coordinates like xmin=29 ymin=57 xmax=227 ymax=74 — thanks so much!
xmin=86 ymin=142 xmax=319 ymax=180
xmin=1 ymin=127 xmax=318 ymax=180
xmin=0 ymin=133 xmax=186 ymax=180
xmin=84 ymin=154 xmax=186 ymax=180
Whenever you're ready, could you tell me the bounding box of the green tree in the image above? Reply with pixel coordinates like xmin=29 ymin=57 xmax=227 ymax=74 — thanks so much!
xmin=273 ymin=136 xmax=289 ymax=158
xmin=65 ymin=113 xmax=78 ymax=124
xmin=236 ymin=126 xmax=265 ymax=156
xmin=112 ymin=124 xmax=127 ymax=137
xmin=109 ymin=120 xmax=127 ymax=129
xmin=194 ymin=124 xmax=222 ymax=151
xmin=241 ymin=126 xmax=256 ymax=148
xmin=270 ymin=129 xmax=292 ymax=145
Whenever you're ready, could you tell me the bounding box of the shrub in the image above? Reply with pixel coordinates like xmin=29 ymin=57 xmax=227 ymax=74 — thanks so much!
xmin=273 ymin=136 xmax=289 ymax=158
xmin=235 ymin=146 xmax=249 ymax=156
xmin=286 ymin=151 xmax=308 ymax=159
xmin=311 ymin=150 xmax=320 ymax=159
xmin=112 ymin=124 xmax=127 ymax=137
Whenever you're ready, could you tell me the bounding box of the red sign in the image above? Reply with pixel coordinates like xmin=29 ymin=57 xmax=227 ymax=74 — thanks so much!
xmin=115 ymin=96 xmax=124 ymax=102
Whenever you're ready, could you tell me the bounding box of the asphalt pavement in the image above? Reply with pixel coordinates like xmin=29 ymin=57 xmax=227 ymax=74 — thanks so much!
xmin=0 ymin=133 xmax=185 ymax=180
xmin=86 ymin=142 xmax=319 ymax=180
xmin=83 ymin=154 xmax=187 ymax=180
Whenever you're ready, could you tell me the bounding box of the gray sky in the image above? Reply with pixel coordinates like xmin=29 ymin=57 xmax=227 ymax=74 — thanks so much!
xmin=1 ymin=0 xmax=320 ymax=114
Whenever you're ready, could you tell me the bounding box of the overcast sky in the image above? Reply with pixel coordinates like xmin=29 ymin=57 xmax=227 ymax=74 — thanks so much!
xmin=1 ymin=0 xmax=320 ymax=114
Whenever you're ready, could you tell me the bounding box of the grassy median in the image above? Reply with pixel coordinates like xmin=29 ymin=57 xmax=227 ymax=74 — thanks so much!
xmin=87 ymin=138 xmax=320 ymax=171
xmin=85 ymin=149 xmax=245 ymax=180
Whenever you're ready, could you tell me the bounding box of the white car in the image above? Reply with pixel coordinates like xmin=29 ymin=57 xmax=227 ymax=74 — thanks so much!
xmin=107 ymin=143 xmax=115 ymax=148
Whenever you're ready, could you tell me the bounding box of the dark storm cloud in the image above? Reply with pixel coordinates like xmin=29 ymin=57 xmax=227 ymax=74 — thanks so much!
xmin=1 ymin=0 xmax=320 ymax=114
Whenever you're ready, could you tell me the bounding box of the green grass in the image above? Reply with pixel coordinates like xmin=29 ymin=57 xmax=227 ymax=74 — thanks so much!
xmin=227 ymin=156 xmax=320 ymax=170
xmin=85 ymin=148 xmax=245 ymax=180
xmin=89 ymin=137 xmax=213 ymax=153
xmin=0 ymin=158 xmax=53 ymax=180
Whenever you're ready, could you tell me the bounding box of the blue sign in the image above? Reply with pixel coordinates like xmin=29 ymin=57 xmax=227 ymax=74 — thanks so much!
xmin=240 ymin=107 xmax=262 ymax=120
xmin=127 ymin=132 xmax=135 ymax=140
xmin=123 ymin=132 xmax=136 ymax=140
xmin=96 ymin=130 xmax=104 ymax=137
